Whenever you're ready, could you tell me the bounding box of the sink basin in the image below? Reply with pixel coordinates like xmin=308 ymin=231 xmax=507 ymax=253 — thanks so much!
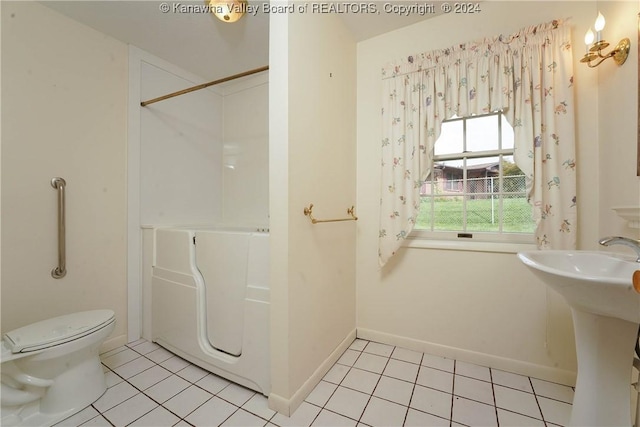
xmin=517 ymin=251 xmax=640 ymax=323
xmin=518 ymin=250 xmax=640 ymax=427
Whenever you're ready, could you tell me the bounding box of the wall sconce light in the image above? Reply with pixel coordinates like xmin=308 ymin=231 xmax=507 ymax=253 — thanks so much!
xmin=209 ymin=0 xmax=248 ymax=23
xmin=581 ymin=12 xmax=630 ymax=68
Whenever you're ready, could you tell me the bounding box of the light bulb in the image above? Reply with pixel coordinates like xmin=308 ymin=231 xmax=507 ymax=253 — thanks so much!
xmin=594 ymin=12 xmax=605 ymax=32
xmin=584 ymin=29 xmax=595 ymax=45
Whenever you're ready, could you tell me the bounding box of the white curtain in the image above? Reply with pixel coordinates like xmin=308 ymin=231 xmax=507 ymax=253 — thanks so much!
xmin=379 ymin=20 xmax=577 ymax=266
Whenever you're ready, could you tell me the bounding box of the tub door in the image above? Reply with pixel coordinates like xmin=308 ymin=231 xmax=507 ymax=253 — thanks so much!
xmin=194 ymin=231 xmax=249 ymax=356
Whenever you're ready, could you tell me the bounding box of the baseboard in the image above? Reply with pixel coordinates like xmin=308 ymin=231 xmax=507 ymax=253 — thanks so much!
xmin=100 ymin=333 xmax=128 ymax=354
xmin=268 ymin=328 xmax=357 ymax=416
xmin=357 ymin=328 xmax=576 ymax=386
xmin=267 ymin=393 xmax=290 ymax=417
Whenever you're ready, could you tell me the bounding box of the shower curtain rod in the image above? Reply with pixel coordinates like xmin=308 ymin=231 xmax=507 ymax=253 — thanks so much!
xmin=140 ymin=65 xmax=269 ymax=107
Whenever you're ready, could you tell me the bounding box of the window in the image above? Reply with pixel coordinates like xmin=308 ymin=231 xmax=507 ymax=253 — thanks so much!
xmin=414 ymin=112 xmax=535 ymax=243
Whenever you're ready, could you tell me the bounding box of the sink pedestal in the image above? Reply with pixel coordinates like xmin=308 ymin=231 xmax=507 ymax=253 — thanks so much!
xmin=517 ymin=251 xmax=640 ymax=426
xmin=571 ymin=309 xmax=637 ymax=427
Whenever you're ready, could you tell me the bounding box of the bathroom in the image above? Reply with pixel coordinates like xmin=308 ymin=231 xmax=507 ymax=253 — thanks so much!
xmin=1 ymin=0 xmax=639 ymax=426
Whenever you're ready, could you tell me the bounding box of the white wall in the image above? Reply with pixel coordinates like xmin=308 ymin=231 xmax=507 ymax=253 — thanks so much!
xmin=220 ymin=73 xmax=270 ymax=226
xmin=597 ymin=1 xmax=640 ymax=241
xmin=138 ymin=59 xmax=224 ymax=226
xmin=269 ymin=8 xmax=291 ymax=412
xmin=135 ymin=56 xmax=269 ymax=229
xmin=1 ymin=1 xmax=128 ymax=348
xmin=356 ymin=1 xmax=614 ymax=384
xmin=269 ymin=11 xmax=357 ymax=414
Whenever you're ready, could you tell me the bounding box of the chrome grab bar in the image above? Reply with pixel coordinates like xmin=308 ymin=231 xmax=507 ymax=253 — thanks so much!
xmin=51 ymin=177 xmax=66 ymax=279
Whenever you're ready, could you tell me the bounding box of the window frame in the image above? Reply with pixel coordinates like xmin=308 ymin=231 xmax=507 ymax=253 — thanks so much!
xmin=410 ymin=111 xmax=535 ymax=246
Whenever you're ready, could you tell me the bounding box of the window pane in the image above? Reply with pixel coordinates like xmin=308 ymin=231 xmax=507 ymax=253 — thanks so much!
xmin=501 ymin=115 xmax=514 ymax=149
xmin=413 ymin=111 xmax=532 ymax=241
xmin=501 ymin=155 xmax=526 ymax=193
xmin=502 ymin=175 xmax=527 ymax=193
xmin=415 ymin=196 xmax=432 ymax=230
xmin=432 ymin=196 xmax=464 ymax=231
xmin=465 ymin=195 xmax=500 ymax=232
xmin=502 ymin=194 xmax=535 ymax=233
xmin=421 ymin=170 xmax=433 ymax=195
xmin=467 ymin=114 xmax=498 ymax=152
xmin=467 ymin=156 xmax=499 ymax=195
xmin=435 ymin=119 xmax=463 ymax=155
xmin=438 ymin=160 xmax=464 ymax=193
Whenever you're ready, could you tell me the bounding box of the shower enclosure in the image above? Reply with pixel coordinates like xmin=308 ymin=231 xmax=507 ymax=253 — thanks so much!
xmin=127 ymin=46 xmax=269 ymax=389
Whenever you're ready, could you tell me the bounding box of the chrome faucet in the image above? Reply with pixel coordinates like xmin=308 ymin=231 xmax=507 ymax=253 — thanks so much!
xmin=598 ymin=236 xmax=640 ymax=262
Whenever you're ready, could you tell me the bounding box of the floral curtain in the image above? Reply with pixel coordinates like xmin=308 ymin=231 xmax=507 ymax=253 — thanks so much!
xmin=379 ymin=20 xmax=577 ymax=266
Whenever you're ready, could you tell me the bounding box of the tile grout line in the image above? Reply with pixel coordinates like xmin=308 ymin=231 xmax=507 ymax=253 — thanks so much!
xmin=100 ymin=339 xmax=571 ymax=427
xmin=310 ymin=340 xmax=372 ymax=424
xmin=354 ymin=341 xmax=382 ymax=426
xmin=489 ymin=367 xmax=500 ymax=427
xmin=100 ymin=344 xmax=275 ymax=426
xmin=345 ymin=341 xmax=401 ymax=426
xmin=309 ymin=344 xmax=360 ymax=426
xmin=100 ymin=364 xmax=184 ymax=425
xmin=449 ymin=359 xmax=456 ymax=427
xmin=101 ymin=357 xmax=233 ymax=426
xmin=373 ymin=344 xmax=414 ymax=427
xmin=114 ymin=359 xmax=276 ymax=427
xmin=89 ymin=403 xmax=116 ymax=427
xmin=400 ymin=349 xmax=423 ymax=427
xmin=530 ymin=375 xmax=549 ymax=427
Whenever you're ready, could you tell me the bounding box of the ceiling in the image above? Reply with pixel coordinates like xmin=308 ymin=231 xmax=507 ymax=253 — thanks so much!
xmin=42 ymin=1 xmax=440 ymax=81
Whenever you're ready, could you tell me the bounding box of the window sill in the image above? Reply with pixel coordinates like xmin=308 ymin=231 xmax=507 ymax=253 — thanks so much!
xmin=402 ymin=237 xmax=536 ymax=254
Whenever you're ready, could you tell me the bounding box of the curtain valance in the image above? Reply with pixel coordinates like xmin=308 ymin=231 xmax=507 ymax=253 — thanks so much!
xmin=378 ymin=19 xmax=577 ymax=266
xmin=381 ymin=20 xmax=568 ymax=78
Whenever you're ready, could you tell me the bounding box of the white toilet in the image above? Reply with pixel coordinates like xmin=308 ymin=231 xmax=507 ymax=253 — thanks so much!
xmin=1 ymin=310 xmax=116 ymax=427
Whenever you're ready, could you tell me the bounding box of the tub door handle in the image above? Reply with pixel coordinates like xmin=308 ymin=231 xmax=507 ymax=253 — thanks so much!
xmin=51 ymin=177 xmax=67 ymax=279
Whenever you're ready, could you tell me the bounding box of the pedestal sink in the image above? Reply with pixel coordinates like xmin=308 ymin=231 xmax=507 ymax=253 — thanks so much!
xmin=517 ymin=251 xmax=640 ymax=427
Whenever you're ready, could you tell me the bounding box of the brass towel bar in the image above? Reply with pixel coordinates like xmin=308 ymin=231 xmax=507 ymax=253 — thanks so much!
xmin=303 ymin=204 xmax=358 ymax=224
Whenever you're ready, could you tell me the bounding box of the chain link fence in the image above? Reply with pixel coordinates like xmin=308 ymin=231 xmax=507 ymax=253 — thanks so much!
xmin=418 ymin=174 xmax=534 ymax=232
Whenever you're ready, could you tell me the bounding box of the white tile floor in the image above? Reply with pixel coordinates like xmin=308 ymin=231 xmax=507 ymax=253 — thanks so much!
xmin=56 ymin=338 xmax=574 ymax=427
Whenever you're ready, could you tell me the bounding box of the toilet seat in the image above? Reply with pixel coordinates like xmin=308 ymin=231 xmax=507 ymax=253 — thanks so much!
xmin=3 ymin=310 xmax=115 ymax=353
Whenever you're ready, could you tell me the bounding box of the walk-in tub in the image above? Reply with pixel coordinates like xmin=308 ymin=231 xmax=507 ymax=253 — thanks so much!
xmin=150 ymin=227 xmax=270 ymax=395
